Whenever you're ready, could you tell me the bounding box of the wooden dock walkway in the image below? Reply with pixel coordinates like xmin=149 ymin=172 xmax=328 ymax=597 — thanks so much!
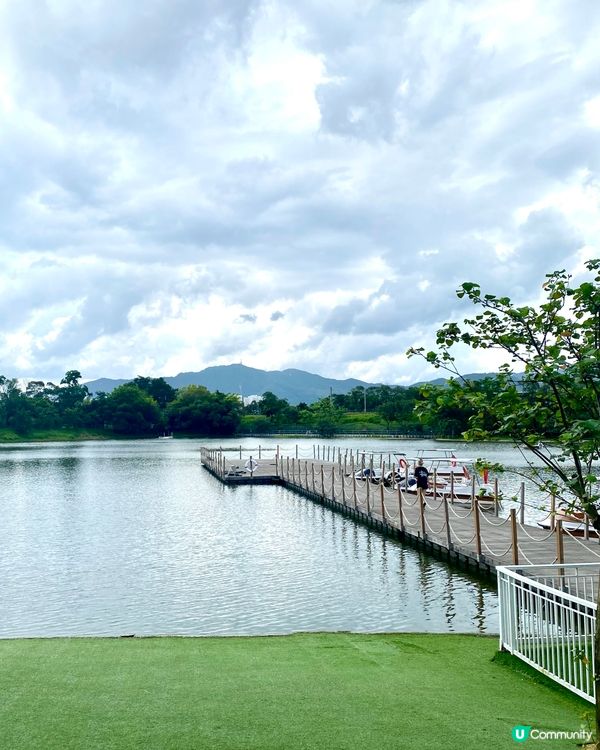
xmin=200 ymin=447 xmax=600 ymax=576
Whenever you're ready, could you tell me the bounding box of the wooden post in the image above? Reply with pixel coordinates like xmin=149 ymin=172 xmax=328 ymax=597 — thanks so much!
xmin=313 ymin=445 xmax=316 ymax=459
xmin=380 ymin=481 xmax=385 ymax=520
xmin=341 ymin=464 xmax=346 ymax=505
xmin=433 ymin=468 xmax=437 ymax=502
xmin=239 ymin=445 xmax=242 ymax=460
xmin=321 ymin=464 xmax=325 ymax=498
xmin=520 ymin=482 xmax=525 ymax=525
xmin=366 ymin=474 xmax=371 ymax=515
xmin=398 ymin=484 xmax=405 ymax=532
xmin=450 ymin=472 xmax=455 ymax=504
xmin=550 ymin=493 xmax=556 ymax=531
xmin=352 ymin=468 xmax=357 ymax=509
xmin=295 ymin=444 xmax=298 ymax=460
xmin=474 ymin=499 xmax=482 ymax=557
xmin=317 ymin=445 xmax=320 ymax=460
xmin=286 ymin=456 xmax=289 ymax=481
xmin=305 ymin=460 xmax=308 ymax=490
xmin=331 ymin=466 xmax=335 ymax=501
xmin=443 ymin=498 xmax=451 ymax=549
xmin=510 ymin=509 xmax=519 ymax=565
xmin=556 ymin=519 xmax=564 ymax=564
xmin=311 ymin=463 xmax=315 ymax=493
xmin=471 ymin=474 xmax=476 ymax=509
xmin=258 ymin=445 xmax=262 ymax=459
xmin=494 ymin=478 xmax=499 ymax=516
xmin=420 ymin=493 xmax=426 ymax=538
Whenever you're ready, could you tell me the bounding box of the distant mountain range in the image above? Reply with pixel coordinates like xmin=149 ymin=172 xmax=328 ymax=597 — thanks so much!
xmin=85 ymin=364 xmax=377 ymax=404
xmin=85 ymin=365 xmax=522 ymax=404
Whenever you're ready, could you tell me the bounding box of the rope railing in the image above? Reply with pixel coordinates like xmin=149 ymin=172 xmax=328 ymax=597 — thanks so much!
xmin=382 ymin=500 xmax=401 ymax=522
xmin=424 ymin=516 xmax=448 ymax=536
xmin=478 ymin=513 xmax=511 ymax=528
xmin=446 ymin=504 xmax=473 ymax=520
xmin=480 ymin=537 xmax=514 ymax=559
xmin=516 ymin=545 xmax=535 ymax=565
xmin=447 ymin=525 xmax=477 ymax=546
xmin=562 ymin=527 xmax=600 ymax=559
xmin=517 ymin=523 xmax=556 ymax=543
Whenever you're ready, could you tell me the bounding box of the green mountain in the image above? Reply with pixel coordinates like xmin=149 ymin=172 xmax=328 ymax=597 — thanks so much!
xmin=85 ymin=364 xmax=376 ymax=404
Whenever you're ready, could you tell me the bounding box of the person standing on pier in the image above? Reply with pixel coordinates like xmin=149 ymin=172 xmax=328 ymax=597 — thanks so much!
xmin=414 ymin=459 xmax=429 ymax=505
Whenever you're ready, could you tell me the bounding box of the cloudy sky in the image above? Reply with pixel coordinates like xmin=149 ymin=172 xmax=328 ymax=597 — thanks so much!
xmin=1 ymin=0 xmax=599 ymax=385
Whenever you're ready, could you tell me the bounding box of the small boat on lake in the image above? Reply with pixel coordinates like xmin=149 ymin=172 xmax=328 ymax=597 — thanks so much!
xmin=537 ymin=509 xmax=599 ymax=538
xmin=397 ymin=449 xmax=472 ymax=481
xmin=398 ymin=478 xmax=497 ymax=510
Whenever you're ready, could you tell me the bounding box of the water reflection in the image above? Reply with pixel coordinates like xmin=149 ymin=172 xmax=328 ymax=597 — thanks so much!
xmin=0 ymin=440 xmax=498 ymax=637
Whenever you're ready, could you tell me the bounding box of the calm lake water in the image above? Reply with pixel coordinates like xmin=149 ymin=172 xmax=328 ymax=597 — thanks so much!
xmin=0 ymin=438 xmax=499 ymax=637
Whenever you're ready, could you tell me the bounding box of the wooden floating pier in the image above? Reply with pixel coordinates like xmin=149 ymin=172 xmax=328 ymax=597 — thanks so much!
xmin=200 ymin=446 xmax=600 ymax=577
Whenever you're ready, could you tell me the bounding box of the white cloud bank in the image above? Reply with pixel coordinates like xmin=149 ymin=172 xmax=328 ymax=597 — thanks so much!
xmin=0 ymin=0 xmax=599 ymax=384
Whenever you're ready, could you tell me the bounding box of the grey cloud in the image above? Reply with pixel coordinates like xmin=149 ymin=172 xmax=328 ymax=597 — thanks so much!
xmin=0 ymin=1 xmax=598 ymax=383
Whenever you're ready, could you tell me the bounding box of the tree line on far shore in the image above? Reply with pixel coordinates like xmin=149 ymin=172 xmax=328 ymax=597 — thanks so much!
xmin=0 ymin=370 xmax=559 ymax=440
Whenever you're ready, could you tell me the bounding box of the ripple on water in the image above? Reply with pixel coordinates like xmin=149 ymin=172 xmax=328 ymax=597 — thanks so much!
xmin=0 ymin=440 xmax=498 ymax=637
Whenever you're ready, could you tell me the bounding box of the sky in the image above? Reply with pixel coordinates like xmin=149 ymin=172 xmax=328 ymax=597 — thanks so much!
xmin=1 ymin=0 xmax=599 ymax=386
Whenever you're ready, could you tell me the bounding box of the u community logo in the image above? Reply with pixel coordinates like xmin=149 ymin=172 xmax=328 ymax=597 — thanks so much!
xmin=513 ymin=727 xmax=531 ymax=743
xmin=512 ymin=725 xmax=593 ymax=743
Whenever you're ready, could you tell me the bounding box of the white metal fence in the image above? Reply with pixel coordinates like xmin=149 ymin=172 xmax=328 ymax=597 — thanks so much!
xmin=497 ymin=563 xmax=598 ymax=702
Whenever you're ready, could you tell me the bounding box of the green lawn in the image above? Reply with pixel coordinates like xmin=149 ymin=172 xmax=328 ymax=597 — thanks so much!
xmin=0 ymin=633 xmax=590 ymax=750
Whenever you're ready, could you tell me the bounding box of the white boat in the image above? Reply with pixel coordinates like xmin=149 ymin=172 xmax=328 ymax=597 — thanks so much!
xmin=157 ymin=434 xmax=174 ymax=440
xmin=353 ymin=467 xmax=382 ymax=483
xmin=537 ymin=509 xmax=599 ymax=538
xmin=406 ymin=449 xmax=472 ymax=480
xmin=399 ymin=478 xmax=496 ymax=510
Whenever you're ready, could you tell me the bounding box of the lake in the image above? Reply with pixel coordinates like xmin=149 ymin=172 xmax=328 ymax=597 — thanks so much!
xmin=0 ymin=438 xmax=499 ymax=637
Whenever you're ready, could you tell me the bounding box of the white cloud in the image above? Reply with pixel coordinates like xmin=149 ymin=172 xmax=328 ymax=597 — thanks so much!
xmin=0 ymin=0 xmax=598 ymax=385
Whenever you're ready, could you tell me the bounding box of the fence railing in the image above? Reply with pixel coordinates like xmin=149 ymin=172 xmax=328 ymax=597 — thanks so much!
xmin=497 ymin=564 xmax=598 ymax=702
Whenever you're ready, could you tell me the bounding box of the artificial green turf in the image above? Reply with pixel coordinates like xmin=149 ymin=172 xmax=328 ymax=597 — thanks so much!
xmin=0 ymin=633 xmax=590 ymax=750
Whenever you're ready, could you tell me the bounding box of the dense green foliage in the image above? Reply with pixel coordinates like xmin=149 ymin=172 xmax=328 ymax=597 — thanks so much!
xmin=0 ymin=370 xmax=475 ymax=439
xmin=0 ymin=373 xmax=243 ymax=438
xmin=241 ymin=385 xmax=429 ymax=436
xmin=409 ymin=259 xmax=600 ymax=523
xmin=166 ymin=385 xmax=242 ymax=436
xmin=0 ymin=634 xmax=587 ymax=750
